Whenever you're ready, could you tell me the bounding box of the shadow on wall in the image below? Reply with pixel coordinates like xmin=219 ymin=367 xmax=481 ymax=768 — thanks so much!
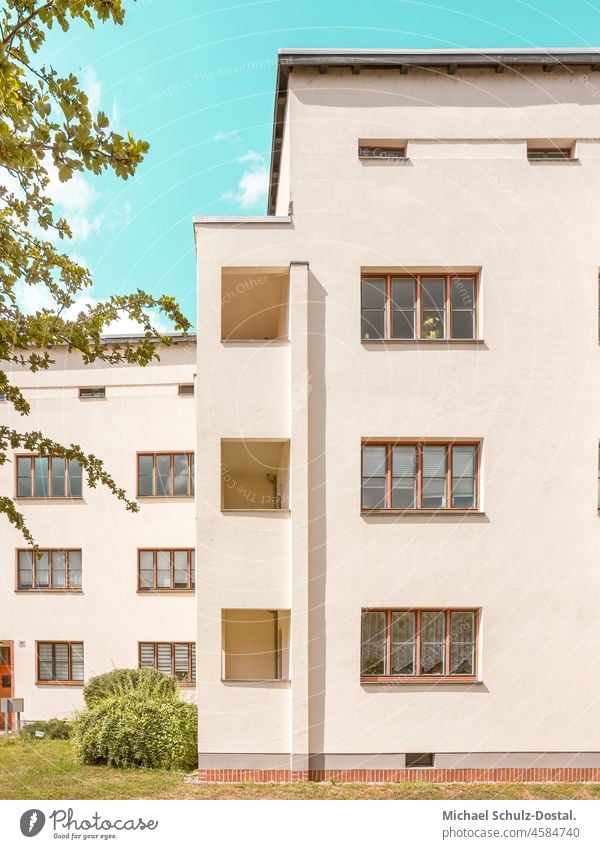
xmin=360 ymin=683 xmax=490 ymax=694
xmin=308 ymin=270 xmax=327 ymax=767
xmin=293 ymin=67 xmax=600 ymax=109
xmin=362 ymin=514 xmax=491 ymax=525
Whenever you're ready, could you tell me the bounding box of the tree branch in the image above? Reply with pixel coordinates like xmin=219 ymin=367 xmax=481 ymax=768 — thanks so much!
xmin=2 ymin=2 xmax=55 ymax=50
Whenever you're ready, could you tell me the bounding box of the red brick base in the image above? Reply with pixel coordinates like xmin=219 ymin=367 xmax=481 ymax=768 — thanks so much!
xmin=197 ymin=767 xmax=600 ymax=784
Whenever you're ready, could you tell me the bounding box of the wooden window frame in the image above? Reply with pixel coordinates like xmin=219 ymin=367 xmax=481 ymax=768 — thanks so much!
xmin=36 ymin=640 xmax=84 ymax=685
xmin=361 ymin=272 xmax=479 ymax=342
xmin=137 ymin=549 xmax=195 ymax=593
xmin=138 ymin=641 xmax=196 ymax=685
xmin=16 ymin=549 xmax=82 ymax=592
xmin=136 ymin=451 xmax=195 ymax=498
xmin=15 ymin=454 xmax=83 ymax=499
xmin=360 ymin=608 xmax=480 ymax=683
xmin=361 ymin=439 xmax=481 ymax=514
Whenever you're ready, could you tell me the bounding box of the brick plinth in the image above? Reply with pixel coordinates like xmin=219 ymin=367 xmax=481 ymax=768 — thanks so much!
xmin=196 ymin=767 xmax=600 ymax=784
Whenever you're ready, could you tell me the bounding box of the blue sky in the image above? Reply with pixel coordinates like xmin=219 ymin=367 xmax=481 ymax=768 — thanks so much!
xmin=37 ymin=0 xmax=600 ymax=327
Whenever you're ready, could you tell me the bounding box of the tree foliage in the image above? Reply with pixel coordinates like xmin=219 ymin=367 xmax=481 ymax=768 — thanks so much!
xmin=0 ymin=1 xmax=191 ymax=541
xmin=83 ymin=667 xmax=179 ymax=709
xmin=74 ymin=689 xmax=198 ymax=770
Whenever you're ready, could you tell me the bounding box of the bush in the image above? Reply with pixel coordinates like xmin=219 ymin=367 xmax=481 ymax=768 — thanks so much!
xmin=83 ymin=667 xmax=178 ymax=709
xmin=73 ymin=693 xmax=197 ymax=770
xmin=20 ymin=718 xmax=71 ymax=740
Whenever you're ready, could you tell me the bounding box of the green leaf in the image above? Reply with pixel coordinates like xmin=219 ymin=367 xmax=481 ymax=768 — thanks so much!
xmin=0 ymin=0 xmax=190 ymax=542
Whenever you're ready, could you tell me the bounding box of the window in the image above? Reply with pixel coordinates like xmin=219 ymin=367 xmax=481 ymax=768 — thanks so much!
xmin=79 ymin=387 xmax=105 ymax=399
xmin=139 ymin=642 xmax=196 ymax=684
xmin=527 ymin=145 xmax=574 ymax=161
xmin=405 ymin=753 xmax=434 ymax=768
xmin=361 ymin=273 xmax=478 ymax=341
xmin=37 ymin=642 xmax=84 ymax=684
xmin=361 ymin=609 xmax=479 ymax=681
xmin=178 ymin=383 xmax=194 ymax=397
xmin=137 ymin=452 xmax=194 ymax=497
xmin=138 ymin=549 xmax=195 ymax=591
xmin=17 ymin=549 xmax=82 ymax=591
xmin=361 ymin=441 xmax=479 ymax=512
xmin=358 ymin=142 xmax=407 ymax=160
xmin=16 ymin=455 xmax=82 ymax=498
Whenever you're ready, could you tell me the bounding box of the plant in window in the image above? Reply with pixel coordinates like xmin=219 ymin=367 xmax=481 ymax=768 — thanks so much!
xmin=421 ymin=316 xmax=443 ymax=339
xmin=362 ymin=655 xmax=385 ymax=676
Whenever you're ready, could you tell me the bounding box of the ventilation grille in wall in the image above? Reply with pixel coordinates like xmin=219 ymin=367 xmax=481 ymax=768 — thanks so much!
xmin=358 ymin=139 xmax=407 ymax=160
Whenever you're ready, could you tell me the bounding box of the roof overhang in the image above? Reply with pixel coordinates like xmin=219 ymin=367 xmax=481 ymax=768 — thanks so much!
xmin=267 ymin=47 xmax=600 ymax=212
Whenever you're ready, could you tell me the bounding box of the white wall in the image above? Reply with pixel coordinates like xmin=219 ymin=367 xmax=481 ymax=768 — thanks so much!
xmin=0 ymin=341 xmax=197 ymax=721
xmin=196 ymin=65 xmax=600 ymax=763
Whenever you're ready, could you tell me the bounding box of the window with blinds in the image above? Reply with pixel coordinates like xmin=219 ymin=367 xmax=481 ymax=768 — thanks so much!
xmin=361 ymin=441 xmax=479 ymax=511
xmin=527 ymin=145 xmax=575 ymax=161
xmin=17 ymin=549 xmax=82 ymax=591
xmin=16 ymin=455 xmax=83 ymax=498
xmin=137 ymin=452 xmax=194 ymax=497
xmin=361 ymin=610 xmax=479 ymax=680
xmin=361 ymin=273 xmax=478 ymax=341
xmin=138 ymin=550 xmax=195 ymax=591
xmin=37 ymin=642 xmax=84 ymax=683
xmin=78 ymin=387 xmax=105 ymax=399
xmin=138 ymin=642 xmax=196 ymax=683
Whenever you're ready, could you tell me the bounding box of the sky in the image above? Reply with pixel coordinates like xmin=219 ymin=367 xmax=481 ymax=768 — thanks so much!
xmin=33 ymin=0 xmax=600 ymax=328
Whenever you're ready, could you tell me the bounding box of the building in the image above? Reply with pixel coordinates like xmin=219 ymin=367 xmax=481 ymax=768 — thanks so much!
xmin=0 ymin=336 xmax=197 ymax=725
xmin=5 ymin=46 xmax=600 ymax=784
xmin=194 ymin=48 xmax=600 ymax=782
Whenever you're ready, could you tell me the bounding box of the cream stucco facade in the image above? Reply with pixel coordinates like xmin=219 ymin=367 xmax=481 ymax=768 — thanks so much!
xmin=4 ymin=47 xmax=600 ymax=777
xmin=0 ymin=338 xmax=197 ymax=722
xmin=195 ymin=48 xmax=600 ymax=772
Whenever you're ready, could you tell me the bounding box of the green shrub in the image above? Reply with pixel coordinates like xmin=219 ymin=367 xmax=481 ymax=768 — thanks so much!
xmin=20 ymin=718 xmax=71 ymax=740
xmin=83 ymin=667 xmax=178 ymax=708
xmin=73 ymin=693 xmax=197 ymax=770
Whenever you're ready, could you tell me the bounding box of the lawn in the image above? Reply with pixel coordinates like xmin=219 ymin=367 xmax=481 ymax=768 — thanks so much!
xmin=2 ymin=738 xmax=600 ymax=800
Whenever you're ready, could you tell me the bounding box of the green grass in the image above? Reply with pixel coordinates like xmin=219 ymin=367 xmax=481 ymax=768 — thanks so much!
xmin=2 ymin=738 xmax=600 ymax=800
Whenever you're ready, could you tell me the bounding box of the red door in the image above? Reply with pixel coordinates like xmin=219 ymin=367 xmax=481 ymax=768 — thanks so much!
xmin=0 ymin=644 xmax=13 ymax=730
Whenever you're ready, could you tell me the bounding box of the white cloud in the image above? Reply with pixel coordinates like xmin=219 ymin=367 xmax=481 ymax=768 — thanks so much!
xmin=237 ymin=151 xmax=263 ymax=164
xmin=222 ymin=150 xmax=269 ymax=210
xmin=83 ymin=67 xmax=102 ymax=115
xmin=83 ymin=65 xmax=120 ymax=128
xmin=69 ymin=212 xmax=105 ymax=241
xmin=14 ymin=282 xmax=171 ymax=335
xmin=46 ymin=162 xmax=97 ymax=213
xmin=213 ymin=130 xmax=241 ymax=144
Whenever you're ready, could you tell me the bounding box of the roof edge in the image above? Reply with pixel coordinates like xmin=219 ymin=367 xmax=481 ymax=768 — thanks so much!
xmin=267 ymin=47 xmax=600 ymax=213
xmin=193 ymin=215 xmax=291 ymax=225
xmin=100 ymin=332 xmax=196 ymax=344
